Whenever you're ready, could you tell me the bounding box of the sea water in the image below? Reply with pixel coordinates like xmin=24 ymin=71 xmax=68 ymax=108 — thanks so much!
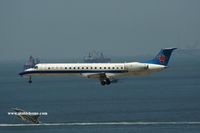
xmin=0 ymin=55 xmax=200 ymax=133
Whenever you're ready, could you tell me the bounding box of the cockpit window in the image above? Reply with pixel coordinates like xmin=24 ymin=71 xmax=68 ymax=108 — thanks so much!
xmin=34 ymin=66 xmax=38 ymax=69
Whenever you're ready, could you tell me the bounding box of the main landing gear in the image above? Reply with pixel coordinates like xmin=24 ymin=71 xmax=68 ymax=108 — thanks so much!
xmin=28 ymin=76 xmax=32 ymax=84
xmin=100 ymin=78 xmax=111 ymax=86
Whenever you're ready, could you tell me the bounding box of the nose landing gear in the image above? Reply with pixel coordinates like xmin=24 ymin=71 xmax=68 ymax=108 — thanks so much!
xmin=28 ymin=76 xmax=32 ymax=83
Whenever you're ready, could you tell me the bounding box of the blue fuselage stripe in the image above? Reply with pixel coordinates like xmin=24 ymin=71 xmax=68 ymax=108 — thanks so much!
xmin=19 ymin=70 xmax=128 ymax=76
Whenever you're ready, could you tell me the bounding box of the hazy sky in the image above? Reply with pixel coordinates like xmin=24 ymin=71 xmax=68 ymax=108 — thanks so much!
xmin=0 ymin=0 xmax=200 ymax=61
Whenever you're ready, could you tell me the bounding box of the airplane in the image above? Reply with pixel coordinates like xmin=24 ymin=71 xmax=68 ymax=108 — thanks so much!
xmin=19 ymin=48 xmax=177 ymax=86
xmin=12 ymin=107 xmax=41 ymax=124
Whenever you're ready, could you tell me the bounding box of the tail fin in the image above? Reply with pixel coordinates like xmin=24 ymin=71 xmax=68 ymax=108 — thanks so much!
xmin=146 ymin=48 xmax=177 ymax=66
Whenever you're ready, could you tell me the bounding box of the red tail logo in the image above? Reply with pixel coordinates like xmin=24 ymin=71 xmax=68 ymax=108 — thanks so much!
xmin=159 ymin=55 xmax=167 ymax=64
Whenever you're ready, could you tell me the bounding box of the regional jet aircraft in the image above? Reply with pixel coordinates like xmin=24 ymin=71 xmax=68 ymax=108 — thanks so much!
xmin=19 ymin=48 xmax=177 ymax=86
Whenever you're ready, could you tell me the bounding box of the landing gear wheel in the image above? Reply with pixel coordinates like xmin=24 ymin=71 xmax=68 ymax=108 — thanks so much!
xmin=101 ymin=81 xmax=106 ymax=86
xmin=100 ymin=78 xmax=111 ymax=86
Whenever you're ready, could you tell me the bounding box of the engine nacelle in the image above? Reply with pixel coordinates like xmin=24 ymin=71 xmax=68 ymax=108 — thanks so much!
xmin=124 ymin=62 xmax=148 ymax=72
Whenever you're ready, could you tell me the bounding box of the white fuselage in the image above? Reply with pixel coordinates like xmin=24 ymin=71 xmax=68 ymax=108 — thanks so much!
xmin=21 ymin=62 xmax=166 ymax=79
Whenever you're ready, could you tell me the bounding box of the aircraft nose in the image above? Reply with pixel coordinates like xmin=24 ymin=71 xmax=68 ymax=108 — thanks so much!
xmin=19 ymin=71 xmax=26 ymax=76
xmin=19 ymin=72 xmax=23 ymax=76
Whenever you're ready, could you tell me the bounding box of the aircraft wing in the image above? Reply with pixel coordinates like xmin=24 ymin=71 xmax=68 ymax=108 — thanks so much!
xmin=81 ymin=73 xmax=118 ymax=84
xmin=81 ymin=73 xmax=107 ymax=79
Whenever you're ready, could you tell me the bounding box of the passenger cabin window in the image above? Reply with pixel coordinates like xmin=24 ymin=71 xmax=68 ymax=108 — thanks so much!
xmin=100 ymin=67 xmax=102 ymax=69
xmin=108 ymin=67 xmax=110 ymax=69
xmin=95 ymin=67 xmax=97 ymax=69
xmin=112 ymin=67 xmax=115 ymax=69
xmin=121 ymin=67 xmax=123 ymax=69
xmin=82 ymin=67 xmax=84 ymax=69
xmin=104 ymin=67 xmax=106 ymax=69
xmin=69 ymin=67 xmax=71 ymax=69
xmin=48 ymin=67 xmax=50 ymax=70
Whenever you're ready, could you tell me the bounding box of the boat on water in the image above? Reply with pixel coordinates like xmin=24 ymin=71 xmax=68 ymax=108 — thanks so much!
xmin=23 ymin=56 xmax=40 ymax=70
xmin=84 ymin=51 xmax=111 ymax=63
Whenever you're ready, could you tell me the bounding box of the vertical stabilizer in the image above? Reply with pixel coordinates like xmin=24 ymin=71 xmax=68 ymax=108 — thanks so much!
xmin=146 ymin=48 xmax=177 ymax=66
